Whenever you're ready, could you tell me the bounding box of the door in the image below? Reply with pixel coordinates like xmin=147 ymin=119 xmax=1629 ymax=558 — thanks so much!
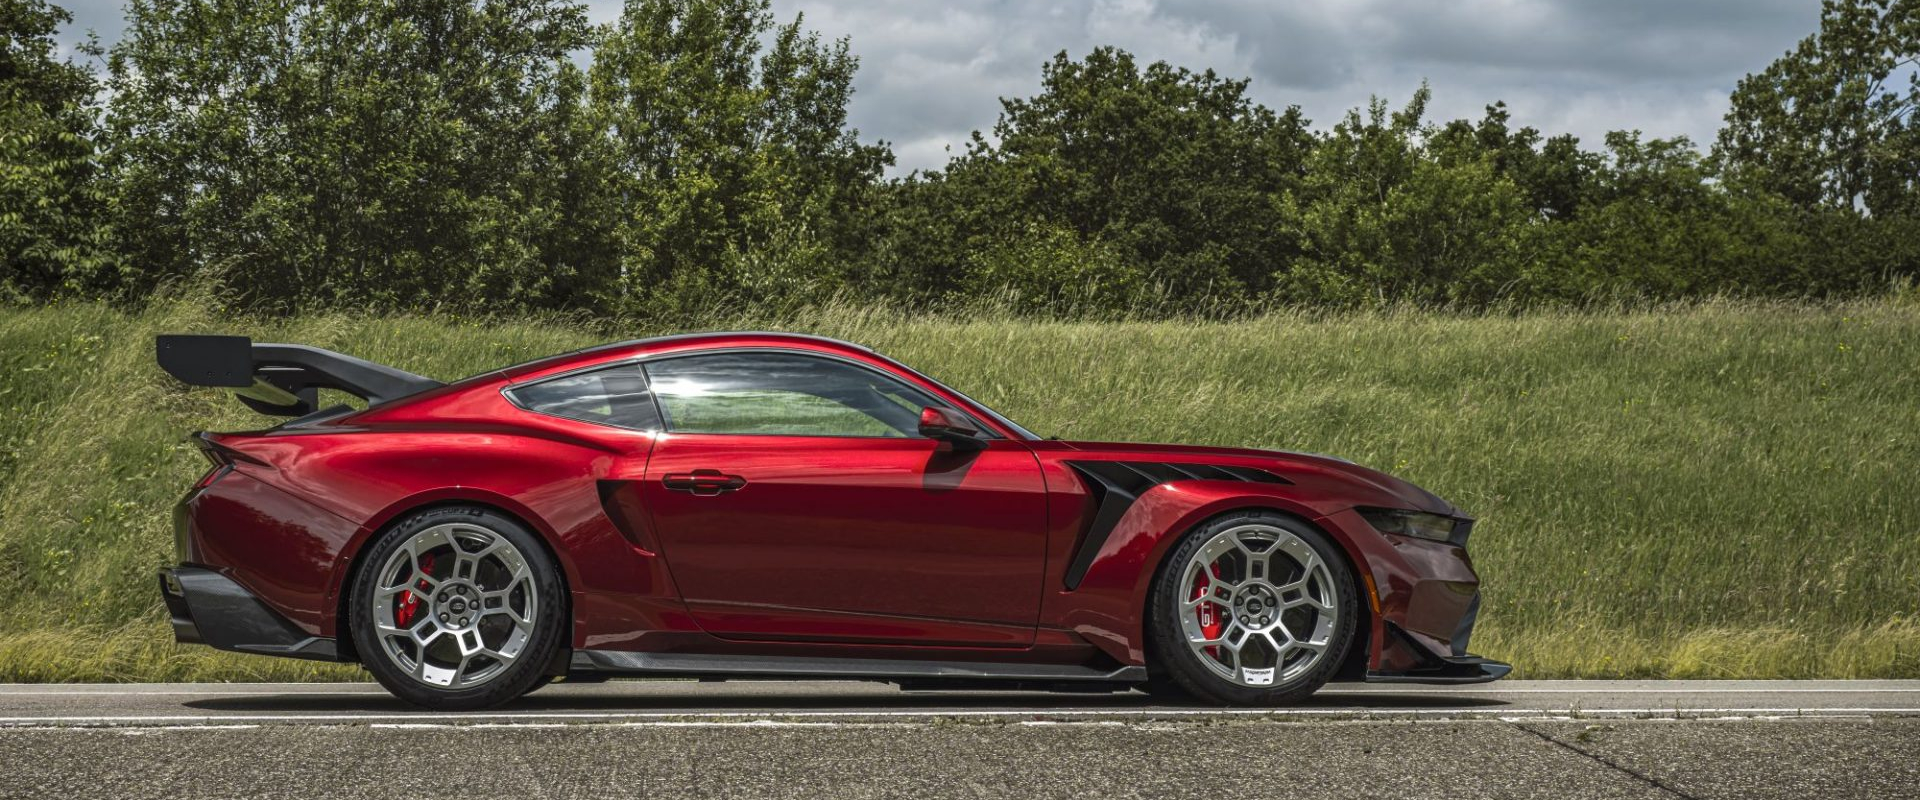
xmin=637 ymin=350 xmax=1048 ymax=647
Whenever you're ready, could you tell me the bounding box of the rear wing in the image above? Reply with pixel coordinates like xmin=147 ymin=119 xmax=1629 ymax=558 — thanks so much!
xmin=156 ymin=334 xmax=444 ymax=417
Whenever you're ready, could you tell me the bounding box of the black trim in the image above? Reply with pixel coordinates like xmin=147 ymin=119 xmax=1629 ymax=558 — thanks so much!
xmin=1363 ymin=619 xmax=1511 ymax=684
xmin=157 ymin=334 xmax=444 ymax=416
xmin=1365 ymin=657 xmax=1512 ymax=684
xmin=1451 ymin=592 xmax=1483 ymax=657
xmin=1061 ymin=461 xmax=1291 ymax=590
xmin=160 ymin=568 xmax=343 ymax=662
xmin=597 ymin=479 xmax=656 ymax=550
xmin=569 ymin=650 xmax=1146 ymax=683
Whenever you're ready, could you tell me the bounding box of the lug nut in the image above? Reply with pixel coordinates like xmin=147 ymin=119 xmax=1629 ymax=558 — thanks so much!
xmin=439 ymin=613 xmax=449 ymax=622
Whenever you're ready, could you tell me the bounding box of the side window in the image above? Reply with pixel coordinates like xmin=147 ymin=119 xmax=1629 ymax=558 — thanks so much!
xmin=506 ymin=364 xmax=660 ymax=431
xmin=643 ymin=352 xmax=959 ymax=438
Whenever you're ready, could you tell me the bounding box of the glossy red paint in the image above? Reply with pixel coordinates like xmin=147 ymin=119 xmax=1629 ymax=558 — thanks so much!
xmin=641 ymin=435 xmax=1047 ymax=646
xmin=169 ymin=331 xmax=1494 ymax=679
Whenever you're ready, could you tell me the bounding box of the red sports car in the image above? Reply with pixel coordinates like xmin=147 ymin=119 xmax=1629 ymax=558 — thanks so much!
xmin=156 ymin=332 xmax=1507 ymax=709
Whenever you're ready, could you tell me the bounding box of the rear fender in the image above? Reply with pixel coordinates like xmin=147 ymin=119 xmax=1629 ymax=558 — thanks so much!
xmin=327 ymin=488 xmax=581 ymax=641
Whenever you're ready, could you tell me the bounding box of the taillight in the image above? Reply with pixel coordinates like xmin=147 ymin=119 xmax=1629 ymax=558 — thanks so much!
xmin=192 ymin=464 xmax=230 ymax=490
xmin=189 ymin=431 xmax=233 ymax=490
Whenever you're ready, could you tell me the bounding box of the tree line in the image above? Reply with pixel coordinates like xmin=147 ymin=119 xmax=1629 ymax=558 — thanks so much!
xmin=4 ymin=0 xmax=1918 ymax=316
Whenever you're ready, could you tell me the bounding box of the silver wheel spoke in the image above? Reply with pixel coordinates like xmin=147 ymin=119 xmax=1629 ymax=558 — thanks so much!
xmin=1224 ymin=624 xmax=1251 ymax=652
xmin=1262 ymin=630 xmax=1290 ymax=658
xmin=1176 ymin=523 xmax=1343 ymax=688
xmin=1287 ymin=592 xmax=1334 ymax=612
xmin=370 ymin=522 xmax=539 ymax=691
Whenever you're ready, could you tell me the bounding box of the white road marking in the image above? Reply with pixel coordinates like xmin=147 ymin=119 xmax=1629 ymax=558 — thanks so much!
xmin=0 ymin=712 xmax=1910 ymax=733
xmin=2 ymin=707 xmax=1919 ymax=727
xmin=0 ymin=686 xmax=389 ymax=690
xmin=1324 ymin=687 xmax=1920 ymax=694
xmin=4 ymin=685 xmax=1920 ymax=696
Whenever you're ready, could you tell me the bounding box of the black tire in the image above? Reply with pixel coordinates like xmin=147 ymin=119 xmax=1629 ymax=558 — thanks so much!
xmin=349 ymin=505 xmax=566 ymax=710
xmin=1146 ymin=510 xmax=1357 ymax=706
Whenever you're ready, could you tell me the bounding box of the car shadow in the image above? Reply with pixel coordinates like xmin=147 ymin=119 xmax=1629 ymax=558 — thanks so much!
xmin=181 ymin=684 xmax=1510 ymax=714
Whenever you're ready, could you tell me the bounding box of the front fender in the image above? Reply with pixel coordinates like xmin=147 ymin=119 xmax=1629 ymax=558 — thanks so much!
xmin=1051 ymin=481 xmax=1376 ymax=665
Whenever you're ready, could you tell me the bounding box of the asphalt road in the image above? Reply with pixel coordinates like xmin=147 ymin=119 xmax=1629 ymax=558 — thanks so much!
xmin=2 ymin=680 xmax=1916 ymax=799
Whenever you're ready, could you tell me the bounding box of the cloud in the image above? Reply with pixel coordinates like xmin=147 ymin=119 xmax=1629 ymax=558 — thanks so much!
xmin=779 ymin=0 xmax=1820 ymax=171
xmin=49 ymin=0 xmax=1824 ymax=172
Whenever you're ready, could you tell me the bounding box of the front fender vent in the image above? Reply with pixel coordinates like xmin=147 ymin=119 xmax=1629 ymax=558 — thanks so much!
xmin=1061 ymin=461 xmax=1290 ymax=590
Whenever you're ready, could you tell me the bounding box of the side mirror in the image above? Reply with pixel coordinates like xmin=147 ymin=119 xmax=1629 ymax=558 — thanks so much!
xmin=918 ymin=406 xmax=986 ymax=451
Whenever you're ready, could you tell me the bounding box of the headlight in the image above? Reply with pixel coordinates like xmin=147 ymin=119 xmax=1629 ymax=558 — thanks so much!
xmin=1359 ymin=507 xmax=1467 ymax=544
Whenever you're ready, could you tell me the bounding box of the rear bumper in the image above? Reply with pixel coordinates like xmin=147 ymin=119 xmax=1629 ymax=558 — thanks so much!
xmin=160 ymin=567 xmax=343 ymax=662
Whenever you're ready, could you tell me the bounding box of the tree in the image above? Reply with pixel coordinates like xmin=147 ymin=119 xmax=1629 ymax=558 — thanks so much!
xmin=1717 ymin=0 xmax=1920 ymax=217
xmin=1282 ymin=89 xmax=1537 ymax=305
xmin=587 ymin=0 xmax=891 ymax=313
xmin=103 ymin=0 xmax=601 ymax=311
xmin=885 ymin=47 xmax=1314 ymax=305
xmin=1 ymin=0 xmax=111 ymax=301
xmin=1428 ymin=102 xmax=1600 ymax=221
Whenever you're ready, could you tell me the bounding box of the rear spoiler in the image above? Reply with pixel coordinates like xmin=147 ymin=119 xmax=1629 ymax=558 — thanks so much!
xmin=156 ymin=334 xmax=444 ymax=417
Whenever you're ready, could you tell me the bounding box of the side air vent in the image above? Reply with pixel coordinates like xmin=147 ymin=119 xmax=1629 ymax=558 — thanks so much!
xmin=1061 ymin=461 xmax=1290 ymax=590
xmin=596 ymin=480 xmax=658 ymax=554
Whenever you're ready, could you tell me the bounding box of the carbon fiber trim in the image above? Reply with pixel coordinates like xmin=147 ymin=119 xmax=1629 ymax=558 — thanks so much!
xmin=571 ymin=650 xmax=1147 ymax=683
xmin=1061 ymin=461 xmax=1290 ymax=590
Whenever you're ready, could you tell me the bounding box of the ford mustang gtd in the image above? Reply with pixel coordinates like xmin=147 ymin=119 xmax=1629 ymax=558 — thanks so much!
xmin=155 ymin=333 xmax=1507 ymax=709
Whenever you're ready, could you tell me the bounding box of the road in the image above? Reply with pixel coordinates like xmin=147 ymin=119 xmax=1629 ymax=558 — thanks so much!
xmin=2 ymin=680 xmax=1916 ymax=799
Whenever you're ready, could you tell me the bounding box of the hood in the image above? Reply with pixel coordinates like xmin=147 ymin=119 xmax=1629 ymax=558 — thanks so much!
xmin=1049 ymin=439 xmax=1463 ymax=517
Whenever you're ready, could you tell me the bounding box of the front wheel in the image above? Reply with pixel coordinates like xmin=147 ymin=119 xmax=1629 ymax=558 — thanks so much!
xmin=1147 ymin=511 xmax=1356 ymax=705
xmin=350 ymin=506 xmax=566 ymax=710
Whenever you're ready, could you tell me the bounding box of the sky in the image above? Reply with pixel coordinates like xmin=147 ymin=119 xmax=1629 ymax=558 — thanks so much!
xmin=50 ymin=0 xmax=1825 ymax=175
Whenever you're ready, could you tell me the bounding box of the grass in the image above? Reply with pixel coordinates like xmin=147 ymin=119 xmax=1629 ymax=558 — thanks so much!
xmin=2 ymin=295 xmax=1918 ymax=681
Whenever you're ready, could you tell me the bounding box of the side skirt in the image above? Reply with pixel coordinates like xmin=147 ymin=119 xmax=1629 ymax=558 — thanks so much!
xmin=570 ymin=650 xmax=1147 ymax=684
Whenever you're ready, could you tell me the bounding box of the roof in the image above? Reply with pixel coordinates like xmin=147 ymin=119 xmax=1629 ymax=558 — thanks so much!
xmin=484 ymin=331 xmax=879 ymax=384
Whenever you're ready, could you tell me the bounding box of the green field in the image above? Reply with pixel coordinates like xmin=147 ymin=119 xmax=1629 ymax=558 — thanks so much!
xmin=2 ymin=297 xmax=1918 ymax=682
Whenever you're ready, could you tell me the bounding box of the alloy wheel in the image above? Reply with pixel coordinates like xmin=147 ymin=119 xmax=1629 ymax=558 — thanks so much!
xmin=1176 ymin=522 xmax=1341 ymax=687
xmin=371 ymin=522 xmax=539 ymax=689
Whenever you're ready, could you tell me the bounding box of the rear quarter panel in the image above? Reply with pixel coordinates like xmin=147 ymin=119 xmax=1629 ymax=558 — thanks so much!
xmin=204 ymin=384 xmax=690 ymax=647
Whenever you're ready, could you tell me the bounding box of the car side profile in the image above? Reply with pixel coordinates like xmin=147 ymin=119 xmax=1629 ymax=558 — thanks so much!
xmin=156 ymin=332 xmax=1508 ymax=709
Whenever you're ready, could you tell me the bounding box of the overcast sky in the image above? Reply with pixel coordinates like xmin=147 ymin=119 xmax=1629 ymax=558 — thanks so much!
xmin=52 ymin=0 xmax=1824 ymax=174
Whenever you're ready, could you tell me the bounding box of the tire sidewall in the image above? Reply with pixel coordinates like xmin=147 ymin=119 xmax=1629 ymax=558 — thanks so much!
xmin=1148 ymin=510 xmax=1357 ymax=706
xmin=349 ymin=505 xmax=566 ymax=710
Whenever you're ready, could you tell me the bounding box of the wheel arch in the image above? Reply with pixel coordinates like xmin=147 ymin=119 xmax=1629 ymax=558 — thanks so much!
xmin=330 ymin=491 xmax=576 ymax=664
xmin=1139 ymin=504 xmax=1375 ymax=682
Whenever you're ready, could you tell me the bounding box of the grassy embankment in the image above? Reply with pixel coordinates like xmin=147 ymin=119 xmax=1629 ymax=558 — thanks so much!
xmin=1 ymin=297 xmax=1916 ymax=681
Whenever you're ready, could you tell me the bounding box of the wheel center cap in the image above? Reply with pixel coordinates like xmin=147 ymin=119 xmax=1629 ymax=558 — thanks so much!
xmin=1237 ymin=586 xmax=1277 ymax=626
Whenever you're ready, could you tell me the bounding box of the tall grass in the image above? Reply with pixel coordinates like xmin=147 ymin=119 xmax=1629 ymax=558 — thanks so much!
xmin=2 ymin=295 xmax=1917 ymax=680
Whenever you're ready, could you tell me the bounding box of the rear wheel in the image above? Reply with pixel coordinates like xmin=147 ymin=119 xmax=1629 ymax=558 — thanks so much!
xmin=350 ymin=506 xmax=565 ymax=710
xmin=1147 ymin=511 xmax=1356 ymax=705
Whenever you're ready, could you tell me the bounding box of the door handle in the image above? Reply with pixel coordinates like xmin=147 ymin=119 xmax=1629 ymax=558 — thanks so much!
xmin=662 ymin=469 xmax=747 ymax=496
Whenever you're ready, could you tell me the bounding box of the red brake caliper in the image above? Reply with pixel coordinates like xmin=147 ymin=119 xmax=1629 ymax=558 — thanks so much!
xmin=1192 ymin=564 xmax=1225 ymax=658
xmin=394 ymin=553 xmax=435 ymax=627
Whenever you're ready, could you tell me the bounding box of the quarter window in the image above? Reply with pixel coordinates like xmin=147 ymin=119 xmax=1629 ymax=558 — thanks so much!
xmin=642 ymin=352 xmax=958 ymax=438
xmin=506 ymin=364 xmax=660 ymax=430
